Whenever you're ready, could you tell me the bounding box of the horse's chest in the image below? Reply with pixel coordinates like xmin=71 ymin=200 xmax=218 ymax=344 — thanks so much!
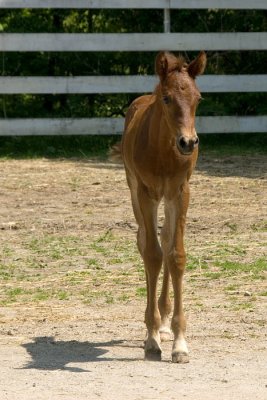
xmin=138 ymin=170 xmax=165 ymax=200
xmin=137 ymin=168 xmax=186 ymax=202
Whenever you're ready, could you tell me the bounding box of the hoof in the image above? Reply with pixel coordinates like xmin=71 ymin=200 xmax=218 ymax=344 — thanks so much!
xmin=144 ymin=337 xmax=162 ymax=361
xmin=172 ymin=352 xmax=189 ymax=364
xmin=145 ymin=348 xmax=162 ymax=361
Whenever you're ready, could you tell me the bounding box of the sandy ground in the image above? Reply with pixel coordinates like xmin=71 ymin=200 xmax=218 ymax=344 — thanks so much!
xmin=0 ymin=154 xmax=266 ymax=399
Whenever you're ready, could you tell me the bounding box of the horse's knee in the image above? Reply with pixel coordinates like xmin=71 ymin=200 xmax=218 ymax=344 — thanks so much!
xmin=167 ymin=250 xmax=186 ymax=274
xmin=137 ymin=229 xmax=162 ymax=269
xmin=137 ymin=227 xmax=145 ymax=255
xmin=143 ymin=245 xmax=163 ymax=270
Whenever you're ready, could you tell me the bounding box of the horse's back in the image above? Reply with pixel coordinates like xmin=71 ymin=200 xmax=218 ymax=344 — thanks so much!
xmin=124 ymin=94 xmax=154 ymax=133
xmin=122 ymin=94 xmax=154 ymax=175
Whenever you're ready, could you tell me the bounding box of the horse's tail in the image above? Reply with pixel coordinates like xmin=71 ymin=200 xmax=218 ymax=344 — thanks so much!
xmin=108 ymin=141 xmax=123 ymax=163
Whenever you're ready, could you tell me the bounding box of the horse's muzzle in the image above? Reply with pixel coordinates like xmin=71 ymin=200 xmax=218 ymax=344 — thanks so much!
xmin=177 ymin=135 xmax=199 ymax=155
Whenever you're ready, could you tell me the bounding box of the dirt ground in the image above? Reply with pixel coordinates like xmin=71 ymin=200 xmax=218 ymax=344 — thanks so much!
xmin=0 ymin=153 xmax=266 ymax=400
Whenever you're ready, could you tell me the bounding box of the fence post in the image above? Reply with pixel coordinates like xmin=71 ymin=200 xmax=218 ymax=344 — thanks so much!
xmin=164 ymin=8 xmax=171 ymax=33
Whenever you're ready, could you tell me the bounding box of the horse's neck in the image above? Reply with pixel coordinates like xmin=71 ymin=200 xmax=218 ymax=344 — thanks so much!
xmin=148 ymin=101 xmax=174 ymax=155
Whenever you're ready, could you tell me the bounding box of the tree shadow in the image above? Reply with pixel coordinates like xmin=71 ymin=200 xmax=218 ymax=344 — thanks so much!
xmin=195 ymin=153 xmax=267 ymax=179
xmin=21 ymin=336 xmax=142 ymax=372
xmin=57 ymin=154 xmax=266 ymax=179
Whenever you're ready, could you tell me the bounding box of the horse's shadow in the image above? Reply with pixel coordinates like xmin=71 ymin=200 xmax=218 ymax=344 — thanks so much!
xmin=21 ymin=336 xmax=141 ymax=372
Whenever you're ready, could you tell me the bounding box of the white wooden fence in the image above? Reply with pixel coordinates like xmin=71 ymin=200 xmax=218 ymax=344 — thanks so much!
xmin=0 ymin=0 xmax=267 ymax=136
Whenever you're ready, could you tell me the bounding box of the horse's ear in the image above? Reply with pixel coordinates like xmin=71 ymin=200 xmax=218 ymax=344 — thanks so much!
xmin=188 ymin=51 xmax=207 ymax=79
xmin=156 ymin=51 xmax=186 ymax=81
xmin=155 ymin=51 xmax=169 ymax=81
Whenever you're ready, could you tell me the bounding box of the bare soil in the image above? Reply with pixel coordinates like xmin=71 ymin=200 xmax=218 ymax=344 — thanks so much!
xmin=0 ymin=154 xmax=266 ymax=400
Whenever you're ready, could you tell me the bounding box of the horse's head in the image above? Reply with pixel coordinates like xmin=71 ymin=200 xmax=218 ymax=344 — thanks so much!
xmin=155 ymin=51 xmax=206 ymax=155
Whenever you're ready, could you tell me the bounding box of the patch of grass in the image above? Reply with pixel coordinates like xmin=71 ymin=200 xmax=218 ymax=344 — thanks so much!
xmin=0 ymin=263 xmax=15 ymax=280
xmin=251 ymin=221 xmax=267 ymax=232
xmin=118 ymin=294 xmax=130 ymax=302
xmin=65 ymin=270 xmax=91 ymax=285
xmin=0 ymin=286 xmax=71 ymax=304
xmin=105 ymin=292 xmax=114 ymax=304
xmin=0 ymin=218 xmax=264 ymax=308
xmin=86 ymin=258 xmax=101 ymax=270
xmin=224 ymin=222 xmax=238 ymax=233
xmin=213 ymin=244 xmax=247 ymax=258
xmin=89 ymin=231 xmax=141 ymax=270
xmin=27 ymin=234 xmax=85 ymax=260
xmin=136 ymin=287 xmax=147 ymax=297
xmin=2 ymin=246 xmax=14 ymax=257
xmin=57 ymin=290 xmax=69 ymax=301
xmin=1 ymin=234 xmax=265 ymax=306
xmin=232 ymin=302 xmax=254 ymax=312
xmin=215 ymin=257 xmax=266 ymax=279
xmin=80 ymin=288 xmax=115 ymax=305
xmin=224 ymin=284 xmax=240 ymax=292
xmin=34 ymin=289 xmax=51 ymax=301
xmin=187 ymin=255 xmax=209 ymax=271
xmin=7 ymin=288 xmax=25 ymax=297
xmin=204 ymin=271 xmax=222 ymax=279
xmin=0 ymin=287 xmax=32 ymax=305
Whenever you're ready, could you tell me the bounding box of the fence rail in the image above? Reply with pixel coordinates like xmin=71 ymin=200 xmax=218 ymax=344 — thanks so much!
xmin=0 ymin=1 xmax=266 ymax=135
xmin=1 ymin=75 xmax=267 ymax=94
xmin=1 ymin=117 xmax=266 ymax=136
xmin=1 ymin=0 xmax=267 ymax=10
xmin=1 ymin=33 xmax=267 ymax=52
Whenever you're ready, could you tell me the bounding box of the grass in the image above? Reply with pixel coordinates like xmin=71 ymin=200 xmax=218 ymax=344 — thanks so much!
xmin=0 ymin=220 xmax=266 ymax=307
xmin=0 ymin=140 xmax=265 ymax=314
xmin=251 ymin=221 xmax=267 ymax=232
xmin=0 ymin=135 xmax=118 ymax=159
xmin=136 ymin=287 xmax=147 ymax=298
xmin=0 ymin=133 xmax=266 ymax=160
xmin=0 ymin=229 xmax=265 ymax=306
xmin=0 ymin=230 xmax=144 ymax=306
xmin=27 ymin=235 xmax=84 ymax=260
xmin=215 ymin=258 xmax=266 ymax=279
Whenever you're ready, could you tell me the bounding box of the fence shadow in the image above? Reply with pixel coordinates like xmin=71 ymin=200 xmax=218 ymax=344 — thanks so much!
xmin=21 ymin=336 xmax=142 ymax=372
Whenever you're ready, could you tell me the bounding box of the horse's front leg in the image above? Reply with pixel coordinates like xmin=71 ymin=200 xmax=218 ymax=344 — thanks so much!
xmin=164 ymin=184 xmax=190 ymax=363
xmin=136 ymin=184 xmax=163 ymax=360
xmin=158 ymin=261 xmax=172 ymax=342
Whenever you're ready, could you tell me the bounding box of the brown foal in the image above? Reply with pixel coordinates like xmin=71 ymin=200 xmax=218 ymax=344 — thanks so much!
xmin=120 ymin=51 xmax=206 ymax=362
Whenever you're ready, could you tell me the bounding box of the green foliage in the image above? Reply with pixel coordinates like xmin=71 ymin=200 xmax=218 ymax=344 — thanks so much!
xmin=1 ymin=8 xmax=267 ymax=122
xmin=0 ymin=135 xmax=118 ymax=158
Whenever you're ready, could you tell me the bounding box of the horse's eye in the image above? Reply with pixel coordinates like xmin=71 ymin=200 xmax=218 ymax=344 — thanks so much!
xmin=163 ymin=95 xmax=170 ymax=104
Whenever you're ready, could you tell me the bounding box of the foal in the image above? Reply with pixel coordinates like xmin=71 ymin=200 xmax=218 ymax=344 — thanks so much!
xmin=121 ymin=51 xmax=206 ymax=362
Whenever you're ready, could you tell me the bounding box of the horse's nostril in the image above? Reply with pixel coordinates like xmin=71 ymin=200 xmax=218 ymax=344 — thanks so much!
xmin=179 ymin=137 xmax=187 ymax=149
xmin=177 ymin=136 xmax=198 ymax=154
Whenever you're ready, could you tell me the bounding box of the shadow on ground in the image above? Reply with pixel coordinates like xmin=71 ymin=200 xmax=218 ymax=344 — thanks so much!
xmin=66 ymin=154 xmax=267 ymax=179
xmin=21 ymin=336 xmax=141 ymax=372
